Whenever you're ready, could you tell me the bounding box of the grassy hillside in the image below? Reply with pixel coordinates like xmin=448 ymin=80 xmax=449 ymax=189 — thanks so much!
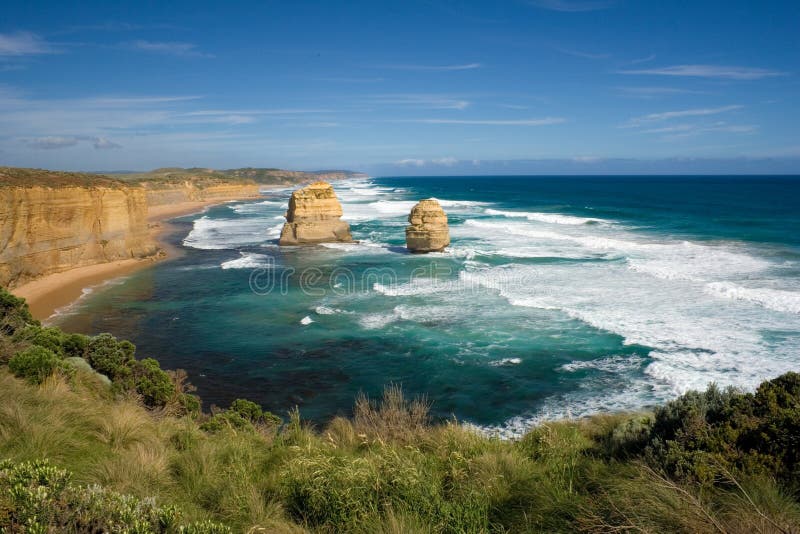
xmin=113 ymin=167 xmax=367 ymax=187
xmin=0 ymin=287 xmax=798 ymax=532
xmin=0 ymin=165 xmax=366 ymax=191
xmin=0 ymin=167 xmax=129 ymax=189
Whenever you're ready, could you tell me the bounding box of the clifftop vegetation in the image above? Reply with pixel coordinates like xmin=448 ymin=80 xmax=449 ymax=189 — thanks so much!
xmin=0 ymin=167 xmax=129 ymax=189
xmin=0 ymin=166 xmax=366 ymax=190
xmin=0 ymin=286 xmax=798 ymax=532
xmin=114 ymin=167 xmax=367 ymax=187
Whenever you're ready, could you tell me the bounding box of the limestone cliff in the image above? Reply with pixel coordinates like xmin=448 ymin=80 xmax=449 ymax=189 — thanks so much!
xmin=405 ymin=199 xmax=450 ymax=253
xmin=279 ymin=182 xmax=353 ymax=245
xmin=0 ymin=185 xmax=158 ymax=288
xmin=143 ymin=180 xmax=261 ymax=207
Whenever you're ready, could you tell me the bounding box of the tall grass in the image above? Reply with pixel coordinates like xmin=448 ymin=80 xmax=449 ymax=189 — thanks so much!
xmin=1 ymin=373 xmax=799 ymax=533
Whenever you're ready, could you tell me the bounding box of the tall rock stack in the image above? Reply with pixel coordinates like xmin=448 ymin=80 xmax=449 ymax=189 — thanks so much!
xmin=405 ymin=199 xmax=450 ymax=253
xmin=278 ymin=181 xmax=353 ymax=245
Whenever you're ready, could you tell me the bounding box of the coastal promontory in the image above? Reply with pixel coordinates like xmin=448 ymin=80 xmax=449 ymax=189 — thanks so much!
xmin=405 ymin=198 xmax=450 ymax=253
xmin=279 ymin=181 xmax=353 ymax=245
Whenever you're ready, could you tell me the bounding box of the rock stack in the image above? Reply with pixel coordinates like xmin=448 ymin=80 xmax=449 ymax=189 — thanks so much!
xmin=405 ymin=199 xmax=450 ymax=253
xmin=279 ymin=181 xmax=353 ymax=245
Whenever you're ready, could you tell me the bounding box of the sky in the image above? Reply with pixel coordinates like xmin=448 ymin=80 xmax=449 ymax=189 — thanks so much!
xmin=1 ymin=0 xmax=799 ymax=175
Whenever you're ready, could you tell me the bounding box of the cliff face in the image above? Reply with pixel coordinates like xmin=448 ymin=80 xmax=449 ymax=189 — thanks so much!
xmin=0 ymin=186 xmax=157 ymax=288
xmin=279 ymin=182 xmax=353 ymax=245
xmin=143 ymin=181 xmax=261 ymax=207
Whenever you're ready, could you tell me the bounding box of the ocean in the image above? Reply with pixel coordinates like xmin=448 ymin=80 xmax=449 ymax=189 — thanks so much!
xmin=54 ymin=175 xmax=800 ymax=437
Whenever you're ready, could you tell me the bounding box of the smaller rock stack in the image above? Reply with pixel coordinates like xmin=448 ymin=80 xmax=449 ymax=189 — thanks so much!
xmin=279 ymin=181 xmax=353 ymax=245
xmin=405 ymin=199 xmax=450 ymax=253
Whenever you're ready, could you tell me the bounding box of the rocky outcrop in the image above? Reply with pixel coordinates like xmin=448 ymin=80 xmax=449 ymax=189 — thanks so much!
xmin=405 ymin=199 xmax=450 ymax=253
xmin=143 ymin=181 xmax=260 ymax=207
xmin=279 ymin=182 xmax=353 ymax=245
xmin=0 ymin=185 xmax=158 ymax=287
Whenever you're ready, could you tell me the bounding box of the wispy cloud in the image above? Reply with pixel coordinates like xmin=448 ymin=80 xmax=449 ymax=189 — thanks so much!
xmin=618 ymin=64 xmax=786 ymax=80
xmin=0 ymin=31 xmax=57 ymax=56
xmin=382 ymin=63 xmax=481 ymax=71
xmin=630 ymin=54 xmax=656 ymax=64
xmin=371 ymin=94 xmax=470 ymax=110
xmin=402 ymin=117 xmax=566 ymax=126
xmin=626 ymin=105 xmax=742 ymax=126
xmin=644 ymin=122 xmax=759 ymax=141
xmin=129 ymin=40 xmax=214 ymax=58
xmin=554 ymin=46 xmax=610 ymax=60
xmin=529 ymin=0 xmax=614 ymax=12
xmin=23 ymin=135 xmax=122 ymax=150
xmin=618 ymin=86 xmax=708 ymax=97
xmin=395 ymin=157 xmax=458 ymax=167
xmin=396 ymin=158 xmax=426 ymax=167
xmin=93 ymin=137 xmax=122 ymax=149
xmin=25 ymin=136 xmax=79 ymax=149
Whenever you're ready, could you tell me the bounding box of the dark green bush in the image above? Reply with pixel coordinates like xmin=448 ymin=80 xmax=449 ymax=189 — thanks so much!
xmin=13 ymin=325 xmax=65 ymax=357
xmin=200 ymin=399 xmax=282 ymax=433
xmin=0 ymin=289 xmax=37 ymax=336
xmin=8 ymin=346 xmax=63 ymax=384
xmin=133 ymin=358 xmax=176 ymax=407
xmin=86 ymin=333 xmax=136 ymax=381
xmin=62 ymin=333 xmax=89 ymax=359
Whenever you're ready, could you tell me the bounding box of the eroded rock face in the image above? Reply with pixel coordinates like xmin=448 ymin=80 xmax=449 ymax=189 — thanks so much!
xmin=405 ymin=199 xmax=450 ymax=253
xmin=0 ymin=185 xmax=158 ymax=288
xmin=279 ymin=181 xmax=353 ymax=245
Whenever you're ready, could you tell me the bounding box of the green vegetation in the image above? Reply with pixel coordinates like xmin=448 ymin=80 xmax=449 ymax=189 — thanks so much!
xmin=0 ymin=165 xmax=366 ymax=191
xmin=0 ymin=285 xmax=798 ymax=532
xmin=0 ymin=167 xmax=128 ymax=188
xmin=113 ymin=167 xmax=366 ymax=186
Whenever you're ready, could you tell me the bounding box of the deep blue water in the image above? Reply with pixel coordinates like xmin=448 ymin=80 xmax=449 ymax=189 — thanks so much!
xmin=55 ymin=176 xmax=800 ymax=436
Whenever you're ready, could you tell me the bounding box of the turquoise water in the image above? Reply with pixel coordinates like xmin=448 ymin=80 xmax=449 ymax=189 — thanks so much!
xmin=55 ymin=176 xmax=800 ymax=436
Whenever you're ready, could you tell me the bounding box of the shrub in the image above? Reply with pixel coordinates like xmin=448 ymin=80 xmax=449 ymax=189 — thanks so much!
xmin=0 ymin=458 xmax=231 ymax=533
xmin=133 ymin=358 xmax=176 ymax=407
xmin=62 ymin=333 xmax=89 ymax=359
xmin=8 ymin=346 xmax=63 ymax=384
xmin=86 ymin=333 xmax=136 ymax=381
xmin=0 ymin=288 xmax=37 ymax=336
xmin=200 ymin=399 xmax=282 ymax=433
xmin=12 ymin=325 xmax=66 ymax=357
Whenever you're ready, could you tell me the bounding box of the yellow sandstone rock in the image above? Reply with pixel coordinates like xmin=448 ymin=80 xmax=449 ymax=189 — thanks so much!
xmin=405 ymin=199 xmax=450 ymax=253
xmin=0 ymin=185 xmax=158 ymax=287
xmin=279 ymin=182 xmax=353 ymax=245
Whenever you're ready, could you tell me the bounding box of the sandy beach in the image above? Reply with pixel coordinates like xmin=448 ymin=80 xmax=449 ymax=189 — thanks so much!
xmin=14 ymin=197 xmax=260 ymax=321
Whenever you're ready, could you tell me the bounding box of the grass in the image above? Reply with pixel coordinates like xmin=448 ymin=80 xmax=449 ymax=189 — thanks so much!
xmin=2 ymin=372 xmax=798 ymax=532
xmin=0 ymin=288 xmax=798 ymax=532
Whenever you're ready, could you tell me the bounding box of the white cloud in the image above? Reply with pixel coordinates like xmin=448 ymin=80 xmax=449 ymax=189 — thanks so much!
xmin=431 ymin=157 xmax=458 ymax=166
xmin=371 ymin=94 xmax=470 ymax=110
xmin=529 ymin=0 xmax=614 ymax=12
xmin=382 ymin=63 xmax=481 ymax=71
xmin=554 ymin=46 xmax=610 ymax=59
xmin=627 ymin=105 xmax=742 ymax=125
xmin=618 ymin=86 xmax=707 ymax=97
xmin=404 ymin=117 xmax=566 ymax=126
xmin=619 ymin=64 xmax=785 ymax=80
xmin=396 ymin=158 xmax=426 ymax=167
xmin=25 ymin=136 xmax=80 ymax=149
xmin=630 ymin=54 xmax=656 ymax=64
xmin=23 ymin=135 xmax=124 ymax=150
xmin=130 ymin=40 xmax=214 ymax=58
xmin=93 ymin=137 xmax=122 ymax=149
xmin=0 ymin=31 xmax=56 ymax=56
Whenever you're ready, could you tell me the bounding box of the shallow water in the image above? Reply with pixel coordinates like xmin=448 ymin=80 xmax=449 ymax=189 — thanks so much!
xmin=55 ymin=176 xmax=800 ymax=437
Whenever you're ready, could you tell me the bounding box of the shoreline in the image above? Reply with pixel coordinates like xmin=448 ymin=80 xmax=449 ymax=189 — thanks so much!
xmin=14 ymin=196 xmax=261 ymax=322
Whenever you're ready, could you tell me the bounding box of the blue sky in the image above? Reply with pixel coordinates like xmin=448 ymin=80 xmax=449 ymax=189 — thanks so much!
xmin=1 ymin=0 xmax=799 ymax=175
